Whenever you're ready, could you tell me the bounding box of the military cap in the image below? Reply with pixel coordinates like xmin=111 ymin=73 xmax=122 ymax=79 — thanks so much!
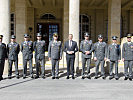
xmin=98 ymin=34 xmax=103 ymax=39
xmin=84 ymin=32 xmax=90 ymax=37
xmin=53 ymin=33 xmax=58 ymax=37
xmin=127 ymin=34 xmax=132 ymax=38
xmin=0 ymin=35 xmax=3 ymax=39
xmin=11 ymin=35 xmax=16 ymax=39
xmin=112 ymin=36 xmax=118 ymax=40
xmin=24 ymin=34 xmax=29 ymax=38
xmin=36 ymin=33 xmax=42 ymax=37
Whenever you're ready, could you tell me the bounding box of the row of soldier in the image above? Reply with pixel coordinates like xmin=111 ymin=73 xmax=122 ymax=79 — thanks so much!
xmin=0 ymin=33 xmax=132 ymax=81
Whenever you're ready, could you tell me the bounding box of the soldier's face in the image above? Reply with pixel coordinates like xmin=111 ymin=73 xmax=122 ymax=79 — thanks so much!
xmin=24 ymin=37 xmax=29 ymax=41
xmin=112 ymin=39 xmax=117 ymax=43
xmin=37 ymin=36 xmax=42 ymax=40
xmin=53 ymin=36 xmax=58 ymax=40
xmin=85 ymin=36 xmax=89 ymax=40
xmin=127 ymin=38 xmax=131 ymax=42
xmin=69 ymin=35 xmax=73 ymax=40
xmin=0 ymin=39 xmax=2 ymax=42
xmin=98 ymin=38 xmax=103 ymax=42
xmin=11 ymin=39 xmax=15 ymax=42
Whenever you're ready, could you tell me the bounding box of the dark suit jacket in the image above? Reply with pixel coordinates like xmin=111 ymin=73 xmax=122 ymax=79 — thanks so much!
xmin=63 ymin=40 xmax=78 ymax=58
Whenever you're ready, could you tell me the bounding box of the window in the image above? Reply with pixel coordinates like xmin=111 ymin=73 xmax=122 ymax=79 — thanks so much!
xmin=10 ymin=13 xmax=15 ymax=35
xmin=40 ymin=13 xmax=56 ymax=20
xmin=80 ymin=14 xmax=91 ymax=41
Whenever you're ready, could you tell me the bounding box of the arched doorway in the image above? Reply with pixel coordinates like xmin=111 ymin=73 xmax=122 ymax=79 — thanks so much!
xmin=37 ymin=13 xmax=59 ymax=51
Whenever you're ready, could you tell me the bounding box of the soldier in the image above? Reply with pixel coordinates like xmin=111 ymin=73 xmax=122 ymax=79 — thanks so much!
xmin=122 ymin=34 xmax=133 ymax=81
xmin=7 ymin=35 xmax=20 ymax=79
xmin=80 ymin=32 xmax=93 ymax=79
xmin=48 ymin=33 xmax=62 ymax=79
xmin=0 ymin=35 xmax=8 ymax=81
xmin=34 ymin=33 xmax=46 ymax=79
xmin=63 ymin=34 xmax=78 ymax=79
xmin=108 ymin=36 xmax=121 ymax=80
xmin=21 ymin=34 xmax=34 ymax=79
xmin=94 ymin=34 xmax=107 ymax=79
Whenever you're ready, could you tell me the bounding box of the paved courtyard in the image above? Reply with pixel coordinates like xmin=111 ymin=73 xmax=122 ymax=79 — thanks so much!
xmin=0 ymin=69 xmax=133 ymax=100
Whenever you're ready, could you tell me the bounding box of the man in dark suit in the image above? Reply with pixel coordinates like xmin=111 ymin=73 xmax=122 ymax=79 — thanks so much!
xmin=122 ymin=34 xmax=133 ymax=81
xmin=7 ymin=35 xmax=20 ymax=79
xmin=63 ymin=34 xmax=78 ymax=79
xmin=21 ymin=34 xmax=34 ymax=79
xmin=0 ymin=35 xmax=8 ymax=81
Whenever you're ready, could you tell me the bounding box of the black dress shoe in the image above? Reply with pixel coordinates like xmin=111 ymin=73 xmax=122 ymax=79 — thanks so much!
xmin=52 ymin=77 xmax=55 ymax=79
xmin=115 ymin=78 xmax=119 ymax=80
xmin=94 ymin=76 xmax=98 ymax=79
xmin=16 ymin=76 xmax=19 ymax=79
xmin=129 ymin=78 xmax=132 ymax=81
xmin=109 ymin=76 xmax=113 ymax=80
xmin=102 ymin=76 xmax=106 ymax=80
xmin=87 ymin=76 xmax=91 ymax=79
xmin=72 ymin=76 xmax=75 ymax=79
xmin=8 ymin=76 xmax=12 ymax=79
xmin=0 ymin=77 xmax=3 ymax=80
xmin=81 ymin=77 xmax=85 ymax=79
xmin=23 ymin=76 xmax=26 ymax=79
xmin=55 ymin=77 xmax=59 ymax=79
xmin=35 ymin=76 xmax=39 ymax=79
xmin=124 ymin=77 xmax=128 ymax=80
xmin=31 ymin=75 xmax=34 ymax=79
xmin=66 ymin=76 xmax=69 ymax=79
xmin=42 ymin=76 xmax=46 ymax=79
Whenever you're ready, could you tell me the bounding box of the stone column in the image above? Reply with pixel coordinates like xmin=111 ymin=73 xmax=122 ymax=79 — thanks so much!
xmin=0 ymin=0 xmax=10 ymax=74
xmin=108 ymin=0 xmax=121 ymax=44
xmin=63 ymin=0 xmax=69 ymax=43
xmin=0 ymin=0 xmax=10 ymax=43
xmin=69 ymin=0 xmax=80 ymax=74
xmin=129 ymin=10 xmax=133 ymax=33
xmin=15 ymin=0 xmax=27 ymax=44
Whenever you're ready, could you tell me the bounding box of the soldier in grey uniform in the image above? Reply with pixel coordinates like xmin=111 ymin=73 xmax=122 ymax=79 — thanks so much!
xmin=122 ymin=34 xmax=133 ymax=81
xmin=108 ymin=36 xmax=121 ymax=80
xmin=34 ymin=33 xmax=46 ymax=79
xmin=0 ymin=35 xmax=8 ymax=81
xmin=80 ymin=32 xmax=93 ymax=79
xmin=94 ymin=34 xmax=107 ymax=79
xmin=48 ymin=33 xmax=62 ymax=79
xmin=7 ymin=35 xmax=20 ymax=79
xmin=21 ymin=34 xmax=34 ymax=79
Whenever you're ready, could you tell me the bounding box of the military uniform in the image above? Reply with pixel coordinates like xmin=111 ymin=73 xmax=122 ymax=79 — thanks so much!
xmin=7 ymin=35 xmax=20 ymax=79
xmin=122 ymin=34 xmax=133 ymax=80
xmin=80 ymin=32 xmax=93 ymax=79
xmin=21 ymin=34 xmax=33 ymax=78
xmin=108 ymin=36 xmax=121 ymax=80
xmin=34 ymin=33 xmax=46 ymax=78
xmin=0 ymin=35 xmax=8 ymax=80
xmin=48 ymin=33 xmax=62 ymax=78
xmin=94 ymin=35 xmax=107 ymax=79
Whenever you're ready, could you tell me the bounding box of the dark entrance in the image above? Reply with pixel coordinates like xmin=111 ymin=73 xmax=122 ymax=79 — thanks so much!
xmin=37 ymin=23 xmax=59 ymax=51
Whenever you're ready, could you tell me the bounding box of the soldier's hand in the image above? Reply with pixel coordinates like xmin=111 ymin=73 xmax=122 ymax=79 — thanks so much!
xmin=94 ymin=57 xmax=97 ymax=61
xmin=49 ymin=58 xmax=51 ymax=61
xmin=5 ymin=58 xmax=8 ymax=60
xmin=104 ymin=58 xmax=107 ymax=61
xmin=118 ymin=60 xmax=120 ymax=62
xmin=86 ymin=51 xmax=90 ymax=55
xmin=122 ymin=58 xmax=124 ymax=62
xmin=60 ymin=57 xmax=62 ymax=60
